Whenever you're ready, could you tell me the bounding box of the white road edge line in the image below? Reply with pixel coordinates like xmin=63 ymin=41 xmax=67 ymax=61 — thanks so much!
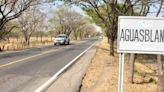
xmin=35 ymin=41 xmax=98 ymax=92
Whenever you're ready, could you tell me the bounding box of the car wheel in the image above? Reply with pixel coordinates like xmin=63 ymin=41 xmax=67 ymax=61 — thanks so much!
xmin=54 ymin=43 xmax=56 ymax=45
xmin=67 ymin=41 xmax=70 ymax=45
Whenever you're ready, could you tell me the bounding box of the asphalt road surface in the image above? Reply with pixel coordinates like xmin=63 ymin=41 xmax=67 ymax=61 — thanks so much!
xmin=0 ymin=38 xmax=98 ymax=92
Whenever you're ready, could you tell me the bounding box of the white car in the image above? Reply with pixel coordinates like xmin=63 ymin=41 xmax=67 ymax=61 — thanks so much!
xmin=54 ymin=34 xmax=70 ymax=45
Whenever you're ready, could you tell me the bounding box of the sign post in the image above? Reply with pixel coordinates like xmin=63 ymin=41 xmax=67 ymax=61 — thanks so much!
xmin=117 ymin=16 xmax=164 ymax=92
xmin=118 ymin=53 xmax=125 ymax=92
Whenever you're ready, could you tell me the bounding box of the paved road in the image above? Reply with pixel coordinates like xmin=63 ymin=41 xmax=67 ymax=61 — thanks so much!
xmin=0 ymin=38 xmax=98 ymax=92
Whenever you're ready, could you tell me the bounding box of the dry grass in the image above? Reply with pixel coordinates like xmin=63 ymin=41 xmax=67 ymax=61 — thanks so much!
xmin=0 ymin=37 xmax=53 ymax=51
xmin=80 ymin=38 xmax=157 ymax=92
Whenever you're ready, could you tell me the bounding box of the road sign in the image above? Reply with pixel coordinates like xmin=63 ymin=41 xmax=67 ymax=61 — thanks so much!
xmin=117 ymin=16 xmax=164 ymax=92
xmin=118 ymin=16 xmax=164 ymax=54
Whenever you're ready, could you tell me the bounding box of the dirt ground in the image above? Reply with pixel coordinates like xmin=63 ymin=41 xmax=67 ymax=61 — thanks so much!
xmin=80 ymin=38 xmax=157 ymax=92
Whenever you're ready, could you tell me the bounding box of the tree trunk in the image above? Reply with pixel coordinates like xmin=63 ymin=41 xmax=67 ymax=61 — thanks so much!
xmin=24 ymin=38 xmax=28 ymax=46
xmin=107 ymin=38 xmax=110 ymax=43
xmin=157 ymin=55 xmax=163 ymax=76
xmin=79 ymin=32 xmax=83 ymax=40
xmin=128 ymin=53 xmax=135 ymax=83
xmin=24 ymin=36 xmax=30 ymax=47
xmin=41 ymin=36 xmax=43 ymax=43
xmin=158 ymin=54 xmax=163 ymax=92
xmin=74 ymin=32 xmax=78 ymax=40
xmin=156 ymin=0 xmax=163 ymax=17
xmin=0 ymin=47 xmax=2 ymax=52
xmin=109 ymin=38 xmax=114 ymax=56
xmin=27 ymin=39 xmax=30 ymax=46
xmin=158 ymin=71 xmax=164 ymax=92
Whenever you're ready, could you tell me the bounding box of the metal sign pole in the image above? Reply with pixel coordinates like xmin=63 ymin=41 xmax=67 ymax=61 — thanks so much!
xmin=118 ymin=53 xmax=125 ymax=92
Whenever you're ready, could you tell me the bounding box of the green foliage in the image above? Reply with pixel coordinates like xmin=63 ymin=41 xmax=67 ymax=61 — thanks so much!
xmin=138 ymin=72 xmax=146 ymax=78
xmin=83 ymin=6 xmax=106 ymax=29
xmin=149 ymin=78 xmax=156 ymax=84
xmin=9 ymin=29 xmax=22 ymax=38
xmin=4 ymin=21 xmax=22 ymax=38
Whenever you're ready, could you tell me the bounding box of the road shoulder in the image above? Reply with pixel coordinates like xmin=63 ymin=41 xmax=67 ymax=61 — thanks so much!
xmin=45 ymin=41 xmax=99 ymax=92
xmin=80 ymin=38 xmax=157 ymax=92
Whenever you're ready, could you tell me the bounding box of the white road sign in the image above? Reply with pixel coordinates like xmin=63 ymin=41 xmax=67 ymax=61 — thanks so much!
xmin=117 ymin=16 xmax=164 ymax=54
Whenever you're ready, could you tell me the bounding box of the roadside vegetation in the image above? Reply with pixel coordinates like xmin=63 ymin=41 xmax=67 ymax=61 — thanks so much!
xmin=65 ymin=0 xmax=164 ymax=92
xmin=80 ymin=38 xmax=157 ymax=92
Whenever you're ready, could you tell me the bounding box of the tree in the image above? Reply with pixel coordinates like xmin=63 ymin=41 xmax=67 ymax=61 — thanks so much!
xmin=5 ymin=21 xmax=20 ymax=41
xmin=18 ymin=7 xmax=44 ymax=46
xmin=155 ymin=0 xmax=164 ymax=92
xmin=67 ymin=0 xmax=162 ymax=55
xmin=68 ymin=0 xmax=130 ymax=56
xmin=51 ymin=6 xmax=74 ymax=36
xmin=0 ymin=0 xmax=39 ymax=41
xmin=71 ymin=17 xmax=90 ymax=40
xmin=80 ymin=24 xmax=97 ymax=38
xmin=51 ymin=6 xmax=93 ymax=40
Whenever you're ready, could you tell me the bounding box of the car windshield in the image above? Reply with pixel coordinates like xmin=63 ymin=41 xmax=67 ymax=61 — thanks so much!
xmin=56 ymin=36 xmax=66 ymax=38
